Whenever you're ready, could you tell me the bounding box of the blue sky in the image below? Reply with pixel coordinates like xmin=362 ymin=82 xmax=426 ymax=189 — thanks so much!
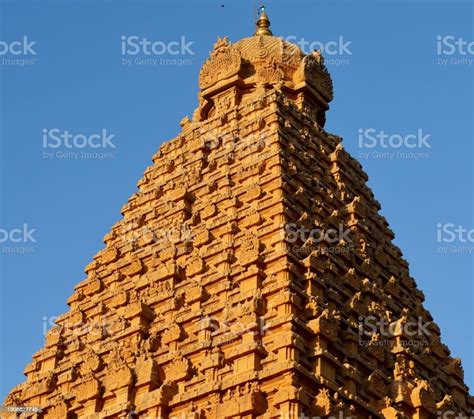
xmin=0 ymin=0 xmax=473 ymax=400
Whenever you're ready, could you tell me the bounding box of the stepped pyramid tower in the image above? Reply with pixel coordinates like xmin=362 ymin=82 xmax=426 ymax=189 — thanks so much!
xmin=5 ymin=8 xmax=473 ymax=419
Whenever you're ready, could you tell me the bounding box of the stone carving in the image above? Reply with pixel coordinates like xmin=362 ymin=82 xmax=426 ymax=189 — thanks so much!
xmin=4 ymin=10 xmax=472 ymax=419
xmin=46 ymin=400 xmax=68 ymax=417
xmin=162 ymin=323 xmax=183 ymax=345
xmin=75 ymin=373 xmax=101 ymax=403
xmin=302 ymin=51 xmax=334 ymax=102
xmin=313 ymin=388 xmax=333 ymax=416
xmin=199 ymin=37 xmax=242 ymax=90
xmin=82 ymin=350 xmax=103 ymax=373
xmin=163 ymin=356 xmax=191 ymax=381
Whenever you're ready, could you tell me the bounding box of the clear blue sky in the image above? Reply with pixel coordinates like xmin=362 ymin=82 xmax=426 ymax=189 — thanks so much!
xmin=1 ymin=0 xmax=473 ymax=400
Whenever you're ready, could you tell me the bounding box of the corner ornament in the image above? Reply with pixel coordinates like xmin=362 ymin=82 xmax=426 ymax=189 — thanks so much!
xmin=199 ymin=37 xmax=242 ymax=90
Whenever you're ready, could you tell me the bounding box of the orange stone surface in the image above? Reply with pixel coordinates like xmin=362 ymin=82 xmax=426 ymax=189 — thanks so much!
xmin=4 ymin=13 xmax=473 ymax=419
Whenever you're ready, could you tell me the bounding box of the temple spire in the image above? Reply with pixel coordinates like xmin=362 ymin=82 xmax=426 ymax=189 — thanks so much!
xmin=254 ymin=5 xmax=273 ymax=36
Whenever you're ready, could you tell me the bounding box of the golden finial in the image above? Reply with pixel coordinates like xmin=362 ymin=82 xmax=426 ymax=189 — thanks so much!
xmin=254 ymin=5 xmax=273 ymax=36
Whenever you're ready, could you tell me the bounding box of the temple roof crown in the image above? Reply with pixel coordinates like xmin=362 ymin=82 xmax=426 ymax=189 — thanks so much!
xmin=195 ymin=6 xmax=334 ymax=124
xmin=254 ymin=6 xmax=273 ymax=36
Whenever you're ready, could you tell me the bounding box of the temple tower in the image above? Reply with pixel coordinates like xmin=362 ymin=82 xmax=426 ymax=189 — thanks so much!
xmin=5 ymin=8 xmax=473 ymax=419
